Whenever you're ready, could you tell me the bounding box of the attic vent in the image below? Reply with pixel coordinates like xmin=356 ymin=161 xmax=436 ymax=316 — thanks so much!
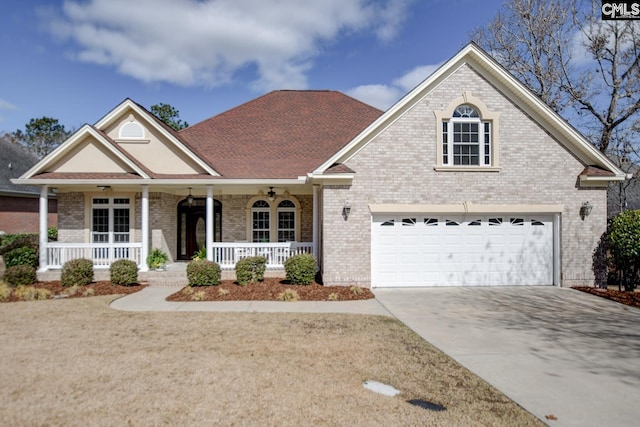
xmin=119 ymin=120 xmax=144 ymax=139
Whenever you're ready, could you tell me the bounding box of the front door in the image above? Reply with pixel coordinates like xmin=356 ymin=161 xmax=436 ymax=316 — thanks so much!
xmin=177 ymin=198 xmax=222 ymax=260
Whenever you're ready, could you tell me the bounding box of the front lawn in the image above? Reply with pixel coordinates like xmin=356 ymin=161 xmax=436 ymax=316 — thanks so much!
xmin=0 ymin=297 xmax=542 ymax=426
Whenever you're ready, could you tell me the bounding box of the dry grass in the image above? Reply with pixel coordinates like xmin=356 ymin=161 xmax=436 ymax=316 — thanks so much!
xmin=0 ymin=296 xmax=542 ymax=426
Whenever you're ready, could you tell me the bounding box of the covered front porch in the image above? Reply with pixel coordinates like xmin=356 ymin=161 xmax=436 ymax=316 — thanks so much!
xmin=34 ymin=182 xmax=320 ymax=273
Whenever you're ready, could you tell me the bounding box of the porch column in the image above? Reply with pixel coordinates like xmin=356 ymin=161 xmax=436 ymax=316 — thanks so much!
xmin=206 ymin=186 xmax=214 ymax=262
xmin=140 ymin=186 xmax=149 ymax=272
xmin=312 ymin=184 xmax=319 ymax=258
xmin=37 ymin=185 xmax=48 ymax=272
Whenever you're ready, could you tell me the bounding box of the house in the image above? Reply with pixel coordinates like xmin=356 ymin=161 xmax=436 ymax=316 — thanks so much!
xmin=13 ymin=43 xmax=625 ymax=288
xmin=0 ymin=138 xmax=57 ymax=234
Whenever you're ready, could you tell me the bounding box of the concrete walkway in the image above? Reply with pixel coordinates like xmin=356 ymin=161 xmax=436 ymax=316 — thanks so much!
xmin=374 ymin=286 xmax=640 ymax=427
xmin=110 ymin=285 xmax=392 ymax=316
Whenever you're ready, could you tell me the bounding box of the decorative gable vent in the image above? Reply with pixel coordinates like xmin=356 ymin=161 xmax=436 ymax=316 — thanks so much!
xmin=119 ymin=115 xmax=145 ymax=139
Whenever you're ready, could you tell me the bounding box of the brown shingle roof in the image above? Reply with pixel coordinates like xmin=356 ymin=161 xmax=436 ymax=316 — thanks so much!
xmin=179 ymin=90 xmax=382 ymax=179
xmin=580 ymin=165 xmax=616 ymax=177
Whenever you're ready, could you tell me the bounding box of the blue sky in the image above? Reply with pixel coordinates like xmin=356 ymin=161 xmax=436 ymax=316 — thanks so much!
xmin=0 ymin=0 xmax=505 ymax=134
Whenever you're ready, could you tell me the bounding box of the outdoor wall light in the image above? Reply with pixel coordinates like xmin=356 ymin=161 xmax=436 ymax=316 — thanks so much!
xmin=342 ymin=199 xmax=351 ymax=220
xmin=580 ymin=201 xmax=593 ymax=220
xmin=268 ymin=187 xmax=276 ymax=201
xmin=187 ymin=188 xmax=194 ymax=206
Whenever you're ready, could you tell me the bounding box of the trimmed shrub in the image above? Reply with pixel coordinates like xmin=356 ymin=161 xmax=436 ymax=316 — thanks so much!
xmin=608 ymin=210 xmax=640 ymax=291
xmin=284 ymin=253 xmax=317 ymax=285
xmin=110 ymin=259 xmax=138 ymax=286
xmin=235 ymin=256 xmax=267 ymax=286
xmin=61 ymin=258 xmax=94 ymax=287
xmin=4 ymin=265 xmax=37 ymax=287
xmin=187 ymin=259 xmax=221 ymax=286
xmin=147 ymin=248 xmax=168 ymax=270
xmin=4 ymin=247 xmax=39 ymax=268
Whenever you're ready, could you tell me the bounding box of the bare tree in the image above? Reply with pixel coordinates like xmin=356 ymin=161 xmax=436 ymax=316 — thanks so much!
xmin=471 ymin=0 xmax=640 ymax=155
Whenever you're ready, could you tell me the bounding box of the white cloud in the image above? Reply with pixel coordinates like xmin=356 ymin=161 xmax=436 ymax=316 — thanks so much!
xmin=0 ymin=98 xmax=18 ymax=111
xmin=46 ymin=0 xmax=411 ymax=91
xmin=347 ymin=62 xmax=442 ymax=110
xmin=347 ymin=84 xmax=402 ymax=110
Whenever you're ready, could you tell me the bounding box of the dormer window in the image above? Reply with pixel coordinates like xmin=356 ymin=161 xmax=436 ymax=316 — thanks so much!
xmin=118 ymin=117 xmax=145 ymax=140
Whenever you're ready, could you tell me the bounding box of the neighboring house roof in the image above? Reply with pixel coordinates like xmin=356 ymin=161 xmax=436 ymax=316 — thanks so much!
xmin=179 ymin=90 xmax=383 ymax=179
xmin=313 ymin=42 xmax=626 ymax=182
xmin=0 ymin=137 xmax=41 ymax=196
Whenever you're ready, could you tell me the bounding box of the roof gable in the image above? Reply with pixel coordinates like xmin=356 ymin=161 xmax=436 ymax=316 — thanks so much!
xmin=95 ymin=99 xmax=219 ymax=176
xmin=20 ymin=125 xmax=149 ymax=180
xmin=315 ymin=43 xmax=625 ymax=180
xmin=179 ymin=90 xmax=383 ymax=179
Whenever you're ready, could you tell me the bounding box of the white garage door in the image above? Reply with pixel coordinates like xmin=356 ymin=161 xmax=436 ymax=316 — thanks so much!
xmin=371 ymin=214 xmax=554 ymax=287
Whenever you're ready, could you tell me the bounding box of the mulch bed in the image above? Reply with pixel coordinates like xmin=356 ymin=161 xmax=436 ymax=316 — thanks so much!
xmin=572 ymin=286 xmax=640 ymax=309
xmin=4 ymin=281 xmax=146 ymax=302
xmin=166 ymin=277 xmax=375 ymax=302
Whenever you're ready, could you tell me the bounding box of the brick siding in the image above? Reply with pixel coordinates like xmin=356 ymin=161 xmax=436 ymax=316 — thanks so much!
xmin=322 ymin=64 xmax=606 ymax=287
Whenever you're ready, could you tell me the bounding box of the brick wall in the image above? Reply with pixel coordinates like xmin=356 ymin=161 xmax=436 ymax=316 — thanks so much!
xmin=322 ymin=63 xmax=607 ymax=287
xmin=0 ymin=195 xmax=57 ymax=234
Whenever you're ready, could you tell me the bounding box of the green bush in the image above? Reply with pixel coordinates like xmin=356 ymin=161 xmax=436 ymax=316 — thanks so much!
xmin=147 ymin=248 xmax=168 ymax=270
xmin=0 ymin=234 xmax=38 ymax=257
xmin=0 ymin=233 xmax=37 ymax=251
xmin=4 ymin=247 xmax=39 ymax=268
xmin=191 ymin=245 xmax=207 ymax=260
xmin=284 ymin=253 xmax=317 ymax=285
xmin=235 ymin=256 xmax=267 ymax=286
xmin=608 ymin=210 xmax=640 ymax=291
xmin=110 ymin=259 xmax=138 ymax=286
xmin=48 ymin=226 xmax=58 ymax=241
xmin=4 ymin=265 xmax=37 ymax=287
xmin=187 ymin=259 xmax=221 ymax=286
xmin=61 ymin=258 xmax=94 ymax=287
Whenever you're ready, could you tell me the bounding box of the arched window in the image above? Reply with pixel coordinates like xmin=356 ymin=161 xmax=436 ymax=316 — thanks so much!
xmin=252 ymin=200 xmax=271 ymax=242
xmin=442 ymin=104 xmax=490 ymax=166
xmin=434 ymin=93 xmax=499 ymax=169
xmin=277 ymin=200 xmax=296 ymax=242
xmin=119 ymin=121 xmax=145 ymax=139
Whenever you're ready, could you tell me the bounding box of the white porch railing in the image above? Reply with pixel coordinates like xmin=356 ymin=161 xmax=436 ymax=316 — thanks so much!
xmin=46 ymin=243 xmax=143 ymax=269
xmin=211 ymin=242 xmax=314 ymax=270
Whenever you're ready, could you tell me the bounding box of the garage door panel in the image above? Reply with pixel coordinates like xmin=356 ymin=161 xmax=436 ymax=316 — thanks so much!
xmin=372 ymin=214 xmax=554 ymax=287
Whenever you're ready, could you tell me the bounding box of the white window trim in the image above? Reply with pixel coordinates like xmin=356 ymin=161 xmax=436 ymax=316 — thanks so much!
xmin=245 ymin=195 xmax=301 ymax=242
xmin=434 ymin=92 xmax=500 ymax=171
xmin=116 ymin=115 xmax=150 ymax=143
xmin=89 ymin=195 xmax=132 ymax=244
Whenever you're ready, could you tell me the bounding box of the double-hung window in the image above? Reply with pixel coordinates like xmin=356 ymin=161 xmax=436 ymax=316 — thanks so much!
xmin=443 ymin=105 xmax=491 ymax=166
xmin=252 ymin=200 xmax=271 ymax=242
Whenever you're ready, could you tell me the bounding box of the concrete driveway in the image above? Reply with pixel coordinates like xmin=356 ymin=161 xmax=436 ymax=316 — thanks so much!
xmin=374 ymin=286 xmax=640 ymax=427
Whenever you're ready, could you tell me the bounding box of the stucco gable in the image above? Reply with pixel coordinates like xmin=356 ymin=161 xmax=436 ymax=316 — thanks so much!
xmin=94 ymin=99 xmax=218 ymax=176
xmin=101 ymin=108 xmax=209 ymax=175
xmin=19 ymin=125 xmax=148 ymax=180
